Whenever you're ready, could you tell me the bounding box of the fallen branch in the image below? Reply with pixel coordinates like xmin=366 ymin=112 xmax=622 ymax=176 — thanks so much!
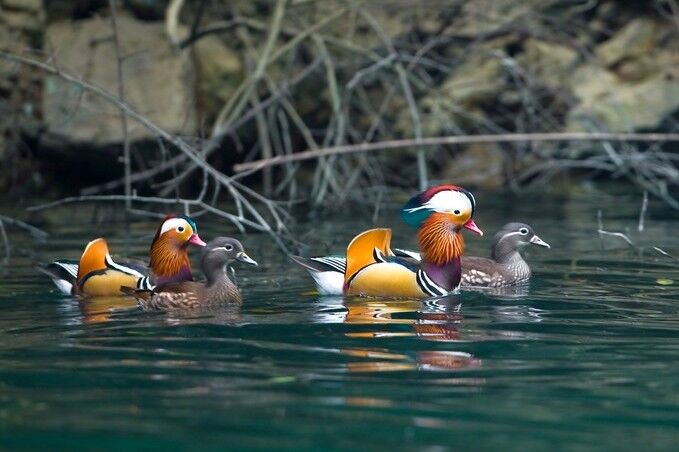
xmin=108 ymin=0 xmax=132 ymax=210
xmin=0 ymin=214 xmax=48 ymax=240
xmin=0 ymin=218 xmax=9 ymax=265
xmin=653 ymin=247 xmax=679 ymax=261
xmin=0 ymin=49 xmax=291 ymax=249
xmin=638 ymin=191 xmax=648 ymax=233
xmin=233 ymin=132 xmax=679 ymax=172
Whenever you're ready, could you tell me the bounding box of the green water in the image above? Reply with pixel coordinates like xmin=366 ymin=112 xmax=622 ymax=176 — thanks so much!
xmin=1 ymin=190 xmax=679 ymax=451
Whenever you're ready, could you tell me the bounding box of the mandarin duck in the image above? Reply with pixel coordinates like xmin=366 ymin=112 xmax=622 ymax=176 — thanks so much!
xmin=39 ymin=215 xmax=206 ymax=297
xmin=292 ymin=185 xmax=483 ymax=298
xmin=460 ymin=222 xmax=549 ymax=287
xmin=292 ymin=222 xmax=549 ymax=294
xmin=395 ymin=222 xmax=550 ymax=287
xmin=122 ymin=237 xmax=257 ymax=310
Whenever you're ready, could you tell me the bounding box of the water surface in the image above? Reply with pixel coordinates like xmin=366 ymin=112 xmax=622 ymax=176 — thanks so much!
xmin=1 ymin=191 xmax=678 ymax=451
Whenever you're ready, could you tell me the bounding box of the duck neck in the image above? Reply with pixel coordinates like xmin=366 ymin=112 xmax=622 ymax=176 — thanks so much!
xmin=491 ymin=238 xmax=524 ymax=265
xmin=204 ymin=261 xmax=241 ymax=303
xmin=493 ymin=247 xmax=530 ymax=280
xmin=417 ymin=213 xmax=464 ymax=291
xmin=149 ymin=236 xmax=193 ymax=285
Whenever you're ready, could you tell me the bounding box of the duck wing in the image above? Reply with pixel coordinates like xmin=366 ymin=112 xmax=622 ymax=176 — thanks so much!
xmin=290 ymin=255 xmax=346 ymax=274
xmin=123 ymin=281 xmax=205 ymax=310
xmin=344 ymin=228 xmax=393 ymax=287
xmin=344 ymin=229 xmax=441 ymax=298
xmin=461 ymin=256 xmax=506 ymax=287
xmin=289 ymin=255 xmax=345 ymax=295
xmin=38 ymin=259 xmax=79 ymax=294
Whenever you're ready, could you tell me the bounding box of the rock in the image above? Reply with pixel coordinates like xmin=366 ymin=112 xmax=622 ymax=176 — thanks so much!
xmin=192 ymin=35 xmax=243 ymax=117
xmin=453 ymin=0 xmax=542 ymax=35
xmin=596 ymin=19 xmax=657 ymax=68
xmin=410 ymin=47 xmax=507 ymax=135
xmin=124 ymin=0 xmax=168 ymax=21
xmin=292 ymin=1 xmax=418 ymax=49
xmin=0 ymin=0 xmax=44 ymax=32
xmin=441 ymin=144 xmax=504 ymax=188
xmin=441 ymin=55 xmax=506 ymax=106
xmin=1 ymin=0 xmax=42 ymax=12
xmin=567 ymin=63 xmax=679 ymax=132
xmin=42 ymin=13 xmax=196 ymax=145
xmin=0 ymin=0 xmax=43 ymax=180
xmin=1 ymin=10 xmax=41 ymax=32
xmin=517 ymin=38 xmax=579 ymax=89
xmin=614 ymin=50 xmax=670 ymax=82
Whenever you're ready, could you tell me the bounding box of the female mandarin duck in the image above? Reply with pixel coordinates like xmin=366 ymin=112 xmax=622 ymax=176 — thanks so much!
xmin=39 ymin=215 xmax=206 ymax=297
xmin=292 ymin=185 xmax=483 ymax=298
xmin=293 ymin=222 xmax=549 ymax=294
xmin=460 ymin=222 xmax=550 ymax=287
xmin=122 ymin=237 xmax=257 ymax=310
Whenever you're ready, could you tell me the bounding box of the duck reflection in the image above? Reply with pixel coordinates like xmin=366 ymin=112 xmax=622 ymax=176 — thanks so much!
xmin=72 ymin=295 xmax=242 ymax=326
xmin=461 ymin=281 xmax=530 ymax=299
xmin=77 ymin=296 xmax=138 ymax=324
xmin=334 ymin=293 xmax=480 ymax=372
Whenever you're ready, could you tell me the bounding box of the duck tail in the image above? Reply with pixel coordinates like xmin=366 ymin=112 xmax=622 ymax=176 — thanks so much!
xmin=76 ymin=238 xmax=110 ymax=283
xmin=37 ymin=260 xmax=79 ymax=294
xmin=290 ymin=255 xmax=346 ymax=295
xmin=344 ymin=228 xmax=393 ymax=286
xmin=290 ymin=255 xmax=346 ymax=274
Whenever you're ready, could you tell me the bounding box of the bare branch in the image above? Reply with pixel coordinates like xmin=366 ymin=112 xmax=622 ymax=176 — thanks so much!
xmin=234 ymin=132 xmax=679 ymax=172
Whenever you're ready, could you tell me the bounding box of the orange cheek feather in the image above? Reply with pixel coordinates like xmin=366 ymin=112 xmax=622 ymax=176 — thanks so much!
xmin=417 ymin=213 xmax=465 ymax=265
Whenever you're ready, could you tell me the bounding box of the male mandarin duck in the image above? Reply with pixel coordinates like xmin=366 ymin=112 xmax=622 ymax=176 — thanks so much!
xmin=292 ymin=222 xmax=549 ymax=294
xmin=292 ymin=185 xmax=483 ymax=298
xmin=122 ymin=237 xmax=257 ymax=310
xmin=39 ymin=215 xmax=206 ymax=297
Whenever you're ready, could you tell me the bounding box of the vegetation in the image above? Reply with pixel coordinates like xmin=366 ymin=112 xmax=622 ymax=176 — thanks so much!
xmin=0 ymin=0 xmax=677 ymax=247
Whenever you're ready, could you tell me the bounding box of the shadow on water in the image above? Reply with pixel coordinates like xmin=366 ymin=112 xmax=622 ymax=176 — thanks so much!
xmin=1 ymin=191 xmax=679 ymax=451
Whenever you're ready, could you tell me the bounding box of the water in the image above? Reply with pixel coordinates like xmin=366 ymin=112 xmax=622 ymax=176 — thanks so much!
xmin=1 ymin=190 xmax=679 ymax=451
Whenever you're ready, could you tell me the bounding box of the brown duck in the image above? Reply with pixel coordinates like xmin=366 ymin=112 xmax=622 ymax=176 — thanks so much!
xmin=122 ymin=237 xmax=257 ymax=310
xmin=460 ymin=222 xmax=550 ymax=287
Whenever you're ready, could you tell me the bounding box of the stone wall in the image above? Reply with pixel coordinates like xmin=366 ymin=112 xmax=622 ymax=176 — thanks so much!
xmin=0 ymin=0 xmax=676 ymax=193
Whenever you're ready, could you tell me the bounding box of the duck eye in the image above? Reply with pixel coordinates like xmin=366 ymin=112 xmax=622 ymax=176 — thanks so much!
xmin=176 ymin=226 xmax=185 ymax=233
xmin=519 ymin=228 xmax=529 ymax=235
xmin=453 ymin=210 xmax=461 ymax=215
xmin=225 ymin=245 xmax=233 ymax=251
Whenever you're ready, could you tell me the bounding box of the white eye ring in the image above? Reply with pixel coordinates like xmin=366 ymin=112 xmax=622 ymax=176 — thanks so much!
xmin=225 ymin=244 xmax=233 ymax=251
xmin=519 ymin=228 xmax=529 ymax=235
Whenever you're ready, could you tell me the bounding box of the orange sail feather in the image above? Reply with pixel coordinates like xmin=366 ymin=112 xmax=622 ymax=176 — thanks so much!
xmin=344 ymin=228 xmax=393 ymax=286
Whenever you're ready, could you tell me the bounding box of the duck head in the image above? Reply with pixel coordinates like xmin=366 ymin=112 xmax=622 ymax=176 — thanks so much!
xmin=152 ymin=215 xmax=205 ymax=249
xmin=149 ymin=215 xmax=206 ymax=283
xmin=401 ymin=184 xmax=482 ymax=235
xmin=401 ymin=185 xmax=483 ymax=266
xmin=201 ymin=237 xmax=257 ymax=284
xmin=491 ymin=223 xmax=550 ymax=262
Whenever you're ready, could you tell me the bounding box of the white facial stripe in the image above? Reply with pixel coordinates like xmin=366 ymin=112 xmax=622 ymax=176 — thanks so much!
xmin=210 ymin=245 xmax=237 ymax=254
xmin=497 ymin=231 xmax=526 ymax=246
xmin=422 ymin=190 xmax=472 ymax=214
xmin=160 ymin=218 xmax=191 ymax=235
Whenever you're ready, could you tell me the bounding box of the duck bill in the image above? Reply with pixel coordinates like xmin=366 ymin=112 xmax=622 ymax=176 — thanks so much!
xmin=188 ymin=233 xmax=207 ymax=247
xmin=530 ymin=235 xmax=550 ymax=248
xmin=236 ymin=251 xmax=258 ymax=266
xmin=463 ymin=219 xmax=483 ymax=236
